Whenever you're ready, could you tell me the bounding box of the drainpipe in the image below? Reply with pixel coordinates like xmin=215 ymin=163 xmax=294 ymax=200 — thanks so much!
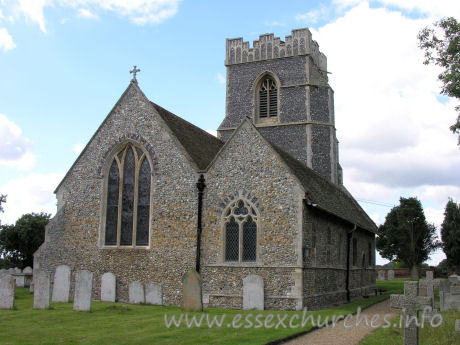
xmin=346 ymin=225 xmax=357 ymax=302
xmin=195 ymin=174 xmax=206 ymax=273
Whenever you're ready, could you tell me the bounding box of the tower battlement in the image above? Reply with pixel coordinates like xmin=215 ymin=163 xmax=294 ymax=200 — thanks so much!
xmin=225 ymin=28 xmax=327 ymax=71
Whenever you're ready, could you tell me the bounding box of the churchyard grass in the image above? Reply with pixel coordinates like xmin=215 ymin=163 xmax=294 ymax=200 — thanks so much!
xmin=1 ymin=280 xmax=403 ymax=345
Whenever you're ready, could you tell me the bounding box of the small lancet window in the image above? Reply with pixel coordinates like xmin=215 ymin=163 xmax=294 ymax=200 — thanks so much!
xmin=104 ymin=143 xmax=151 ymax=247
xmin=223 ymin=199 xmax=258 ymax=262
xmin=258 ymin=76 xmax=278 ymax=119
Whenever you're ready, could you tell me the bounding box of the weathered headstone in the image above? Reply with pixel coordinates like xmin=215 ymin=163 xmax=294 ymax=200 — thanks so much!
xmin=388 ymin=270 xmax=395 ymax=280
xmin=101 ymin=272 xmax=116 ymax=302
xmin=145 ymin=282 xmax=162 ymax=305
xmin=33 ymin=270 xmax=51 ymax=309
xmin=0 ymin=269 xmax=7 ymax=275
xmin=419 ymin=272 xmax=436 ymax=308
xmin=390 ymin=281 xmax=432 ymax=345
xmin=52 ymin=265 xmax=71 ymax=303
xmin=440 ymin=277 xmax=460 ymax=312
xmin=183 ymin=271 xmax=202 ymax=312
xmin=243 ymin=274 xmax=264 ymax=310
xmin=426 ymin=271 xmax=434 ymax=280
xmin=448 ymin=274 xmax=459 ymax=284
xmin=14 ymin=267 xmax=21 ymax=274
xmin=378 ymin=270 xmax=385 ymax=280
xmin=129 ymin=281 xmax=145 ymax=304
xmin=455 ymin=319 xmax=460 ymax=333
xmin=73 ymin=270 xmax=93 ymax=311
xmin=13 ymin=273 xmax=26 ymax=288
xmin=23 ymin=267 xmax=33 ymax=274
xmin=7 ymin=268 xmax=15 ymax=274
xmin=0 ymin=275 xmax=15 ymax=309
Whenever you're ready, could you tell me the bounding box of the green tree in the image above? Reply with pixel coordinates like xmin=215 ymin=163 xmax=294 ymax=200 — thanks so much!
xmin=376 ymin=197 xmax=440 ymax=280
xmin=440 ymin=198 xmax=460 ymax=274
xmin=0 ymin=194 xmax=6 ymax=214
xmin=0 ymin=212 xmax=50 ymax=268
xmin=418 ymin=17 xmax=460 ymax=144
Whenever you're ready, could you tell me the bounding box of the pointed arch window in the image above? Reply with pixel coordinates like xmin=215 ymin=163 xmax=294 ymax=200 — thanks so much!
xmin=104 ymin=143 xmax=151 ymax=247
xmin=257 ymin=76 xmax=278 ymax=120
xmin=223 ymin=199 xmax=258 ymax=262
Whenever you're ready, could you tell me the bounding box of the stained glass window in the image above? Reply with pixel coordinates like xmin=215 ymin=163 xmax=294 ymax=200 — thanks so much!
xmin=223 ymin=199 xmax=258 ymax=262
xmin=104 ymin=143 xmax=152 ymax=247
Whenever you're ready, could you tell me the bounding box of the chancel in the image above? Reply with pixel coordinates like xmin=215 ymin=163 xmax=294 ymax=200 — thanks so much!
xmin=34 ymin=28 xmax=377 ymax=310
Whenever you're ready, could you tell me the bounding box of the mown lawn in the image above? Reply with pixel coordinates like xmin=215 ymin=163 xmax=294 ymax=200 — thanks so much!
xmin=0 ymin=281 xmax=404 ymax=345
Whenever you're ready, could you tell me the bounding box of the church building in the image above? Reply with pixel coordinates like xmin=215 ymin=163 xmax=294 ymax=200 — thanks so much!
xmin=35 ymin=28 xmax=377 ymax=310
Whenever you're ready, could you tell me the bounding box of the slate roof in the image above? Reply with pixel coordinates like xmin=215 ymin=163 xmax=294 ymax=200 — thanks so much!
xmin=151 ymin=102 xmax=224 ymax=171
xmin=268 ymin=142 xmax=377 ymax=233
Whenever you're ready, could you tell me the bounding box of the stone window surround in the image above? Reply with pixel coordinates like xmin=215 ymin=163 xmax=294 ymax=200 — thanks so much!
xmin=98 ymin=140 xmax=154 ymax=249
xmin=221 ymin=197 xmax=261 ymax=264
xmin=252 ymin=71 xmax=280 ymax=125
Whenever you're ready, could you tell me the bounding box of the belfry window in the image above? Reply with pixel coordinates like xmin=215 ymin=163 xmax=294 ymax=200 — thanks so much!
xmin=224 ymin=199 xmax=258 ymax=262
xmin=104 ymin=143 xmax=151 ymax=247
xmin=258 ymin=76 xmax=278 ymax=119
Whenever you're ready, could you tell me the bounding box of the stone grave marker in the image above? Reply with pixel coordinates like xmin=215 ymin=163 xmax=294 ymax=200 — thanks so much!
xmin=0 ymin=274 xmax=15 ymax=309
xmin=73 ymin=270 xmax=93 ymax=311
xmin=388 ymin=270 xmax=395 ymax=280
xmin=183 ymin=271 xmax=202 ymax=312
xmin=14 ymin=267 xmax=21 ymax=274
xmin=455 ymin=319 xmax=460 ymax=333
xmin=378 ymin=270 xmax=385 ymax=280
xmin=419 ymin=271 xmax=436 ymax=308
xmin=52 ymin=265 xmax=71 ymax=303
xmin=34 ymin=270 xmax=51 ymax=309
xmin=145 ymin=282 xmax=162 ymax=305
xmin=390 ymin=281 xmax=432 ymax=345
xmin=7 ymin=268 xmax=15 ymax=274
xmin=440 ymin=276 xmax=460 ymax=312
xmin=101 ymin=272 xmax=116 ymax=302
xmin=23 ymin=267 xmax=33 ymax=275
xmin=129 ymin=281 xmax=145 ymax=304
xmin=243 ymin=274 xmax=264 ymax=310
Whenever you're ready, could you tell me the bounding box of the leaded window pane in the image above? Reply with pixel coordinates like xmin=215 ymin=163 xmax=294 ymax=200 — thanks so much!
xmin=259 ymin=77 xmax=278 ymax=119
xmin=136 ymin=158 xmax=151 ymax=246
xmin=105 ymin=159 xmax=119 ymax=245
xmin=225 ymin=217 xmax=239 ymax=261
xmin=242 ymin=216 xmax=257 ymax=261
xmin=120 ymin=147 xmax=135 ymax=245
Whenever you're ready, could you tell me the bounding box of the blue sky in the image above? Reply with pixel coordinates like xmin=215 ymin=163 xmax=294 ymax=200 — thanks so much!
xmin=1 ymin=0 xmax=459 ymax=266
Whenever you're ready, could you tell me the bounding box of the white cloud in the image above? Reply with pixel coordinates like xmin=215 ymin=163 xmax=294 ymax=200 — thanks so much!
xmin=0 ymin=114 xmax=35 ymax=170
xmin=0 ymin=27 xmax=16 ymax=51
xmin=216 ymin=73 xmax=225 ymax=84
xmin=264 ymin=21 xmax=286 ymax=27
xmin=296 ymin=5 xmax=329 ymax=24
xmin=0 ymin=172 xmax=63 ymax=224
xmin=77 ymin=8 xmax=98 ymax=20
xmin=17 ymin=0 xmax=50 ymax=32
xmin=206 ymin=129 xmax=217 ymax=137
xmin=72 ymin=142 xmax=85 ymax=154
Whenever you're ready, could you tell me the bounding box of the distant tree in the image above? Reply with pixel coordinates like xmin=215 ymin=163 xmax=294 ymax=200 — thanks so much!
xmin=377 ymin=197 xmax=440 ymax=280
xmin=0 ymin=213 xmax=50 ymax=268
xmin=440 ymin=198 xmax=460 ymax=274
xmin=434 ymin=259 xmax=449 ymax=278
xmin=0 ymin=194 xmax=6 ymax=216
xmin=418 ymin=17 xmax=460 ymax=144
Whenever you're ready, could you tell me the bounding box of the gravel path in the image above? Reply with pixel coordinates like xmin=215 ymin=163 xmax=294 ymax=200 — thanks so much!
xmin=284 ymin=300 xmax=397 ymax=345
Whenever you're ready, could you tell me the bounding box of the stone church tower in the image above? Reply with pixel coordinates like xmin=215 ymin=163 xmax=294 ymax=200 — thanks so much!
xmin=218 ymin=28 xmax=342 ymax=184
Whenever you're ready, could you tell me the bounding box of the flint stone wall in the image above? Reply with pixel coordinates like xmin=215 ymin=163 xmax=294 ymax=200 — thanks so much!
xmin=34 ymin=83 xmax=198 ymax=306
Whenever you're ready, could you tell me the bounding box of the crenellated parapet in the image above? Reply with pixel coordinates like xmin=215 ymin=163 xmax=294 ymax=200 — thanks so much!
xmin=225 ymin=28 xmax=327 ymax=71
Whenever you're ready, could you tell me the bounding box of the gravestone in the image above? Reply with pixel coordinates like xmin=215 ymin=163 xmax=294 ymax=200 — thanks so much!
xmin=73 ymin=270 xmax=93 ymax=311
xmin=390 ymin=281 xmax=432 ymax=345
xmin=243 ymin=274 xmax=264 ymax=310
xmin=33 ymin=270 xmax=51 ymax=309
xmin=183 ymin=271 xmax=202 ymax=312
xmin=145 ymin=282 xmax=162 ymax=305
xmin=23 ymin=266 xmax=33 ymax=275
xmin=14 ymin=267 xmax=21 ymax=274
xmin=0 ymin=269 xmax=7 ymax=275
xmin=378 ymin=270 xmax=385 ymax=280
xmin=7 ymin=268 xmax=15 ymax=274
xmin=388 ymin=270 xmax=395 ymax=280
xmin=129 ymin=281 xmax=145 ymax=304
xmin=0 ymin=274 xmax=15 ymax=309
xmin=101 ymin=272 xmax=116 ymax=302
xmin=455 ymin=319 xmax=460 ymax=333
xmin=419 ymin=272 xmax=436 ymax=308
xmin=52 ymin=265 xmax=71 ymax=303
xmin=448 ymin=274 xmax=459 ymax=284
xmin=13 ymin=273 xmax=26 ymax=288
xmin=440 ymin=277 xmax=460 ymax=312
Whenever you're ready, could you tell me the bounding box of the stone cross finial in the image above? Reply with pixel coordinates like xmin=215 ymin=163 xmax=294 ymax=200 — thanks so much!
xmin=130 ymin=66 xmax=140 ymax=82
xmin=390 ymin=281 xmax=432 ymax=345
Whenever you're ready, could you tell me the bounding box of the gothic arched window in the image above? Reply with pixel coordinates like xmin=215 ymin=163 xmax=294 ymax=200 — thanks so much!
xmin=257 ymin=75 xmax=278 ymax=120
xmin=104 ymin=143 xmax=151 ymax=247
xmin=223 ymin=199 xmax=258 ymax=262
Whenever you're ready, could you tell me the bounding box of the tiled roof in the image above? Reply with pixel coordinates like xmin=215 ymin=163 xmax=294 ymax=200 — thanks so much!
xmin=151 ymin=102 xmax=224 ymax=171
